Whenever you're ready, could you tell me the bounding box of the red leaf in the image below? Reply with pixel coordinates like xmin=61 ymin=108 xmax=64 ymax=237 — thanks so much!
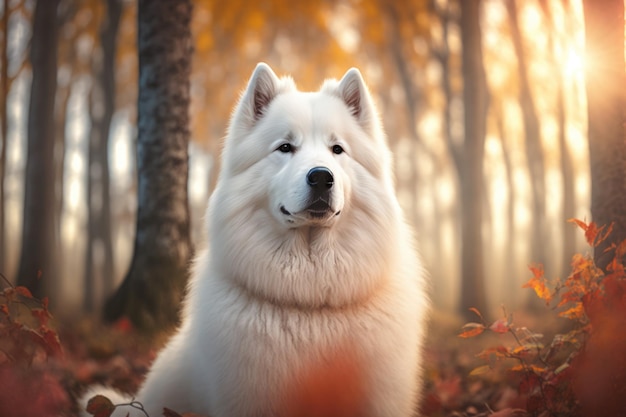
xmin=568 ymin=218 xmax=605 ymax=247
xmin=519 ymin=372 xmax=542 ymax=394
xmin=0 ymin=304 xmax=8 ymax=316
xmin=86 ymin=395 xmax=116 ymax=417
xmin=585 ymin=222 xmax=600 ymax=246
xmin=41 ymin=327 xmax=64 ymax=358
xmin=31 ymin=307 xmax=52 ymax=327
xmin=489 ymin=318 xmax=510 ymax=334
xmin=2 ymin=287 xmax=15 ymax=302
xmin=114 ymin=317 xmax=133 ymax=333
xmin=14 ymin=286 xmax=33 ymax=299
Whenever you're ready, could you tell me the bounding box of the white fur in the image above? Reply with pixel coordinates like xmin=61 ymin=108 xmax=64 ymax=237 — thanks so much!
xmin=82 ymin=63 xmax=429 ymax=417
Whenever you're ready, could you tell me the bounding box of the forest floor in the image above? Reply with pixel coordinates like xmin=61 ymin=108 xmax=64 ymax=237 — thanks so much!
xmin=0 ymin=306 xmax=568 ymax=417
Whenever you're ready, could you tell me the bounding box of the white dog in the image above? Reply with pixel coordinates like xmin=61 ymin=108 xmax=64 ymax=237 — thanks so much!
xmin=83 ymin=63 xmax=429 ymax=417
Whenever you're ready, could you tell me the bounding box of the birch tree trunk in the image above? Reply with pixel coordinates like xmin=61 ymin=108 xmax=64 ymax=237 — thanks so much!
xmin=104 ymin=0 xmax=193 ymax=330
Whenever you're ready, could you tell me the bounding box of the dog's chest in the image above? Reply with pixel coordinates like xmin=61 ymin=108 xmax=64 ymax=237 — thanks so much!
xmin=202 ymin=291 xmax=389 ymax=415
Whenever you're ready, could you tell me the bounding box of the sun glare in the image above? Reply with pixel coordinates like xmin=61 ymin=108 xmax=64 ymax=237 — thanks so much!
xmin=565 ymin=47 xmax=585 ymax=78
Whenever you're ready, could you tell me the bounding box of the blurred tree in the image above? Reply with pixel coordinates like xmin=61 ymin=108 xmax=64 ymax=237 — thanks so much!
xmin=494 ymin=103 xmax=517 ymax=299
xmin=583 ymin=0 xmax=626 ymax=269
xmin=53 ymin=0 xmax=80 ymax=257
xmin=104 ymin=0 xmax=193 ymax=330
xmin=540 ymin=0 xmax=576 ymax=277
xmin=0 ymin=0 xmax=8 ymax=273
xmin=16 ymin=0 xmax=59 ymax=297
xmin=85 ymin=0 xmax=121 ymax=312
xmin=379 ymin=0 xmax=430 ymax=229
xmin=458 ymin=0 xmax=488 ymax=317
xmin=506 ymin=0 xmax=546 ymax=269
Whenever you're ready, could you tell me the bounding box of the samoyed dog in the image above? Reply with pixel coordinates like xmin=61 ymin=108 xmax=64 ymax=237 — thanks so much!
xmin=83 ymin=63 xmax=429 ymax=417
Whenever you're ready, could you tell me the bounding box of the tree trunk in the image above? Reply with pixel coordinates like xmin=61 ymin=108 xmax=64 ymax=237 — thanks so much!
xmin=557 ymin=78 xmax=576 ymax=276
xmin=382 ymin=1 xmax=426 ymax=231
xmin=16 ymin=0 xmax=59 ymax=297
xmin=582 ymin=0 xmax=626 ymax=270
xmin=495 ymin=104 xmax=517 ymax=305
xmin=104 ymin=0 xmax=193 ymax=331
xmin=459 ymin=0 xmax=489 ymax=317
xmin=85 ymin=0 xmax=121 ymax=313
xmin=506 ymin=0 xmax=547 ymax=271
xmin=0 ymin=0 xmax=8 ymax=273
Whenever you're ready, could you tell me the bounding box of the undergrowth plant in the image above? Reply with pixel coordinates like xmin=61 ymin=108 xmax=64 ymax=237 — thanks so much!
xmin=0 ymin=273 xmax=69 ymax=417
xmin=460 ymin=219 xmax=626 ymax=417
xmin=0 ymin=273 xmax=63 ymax=366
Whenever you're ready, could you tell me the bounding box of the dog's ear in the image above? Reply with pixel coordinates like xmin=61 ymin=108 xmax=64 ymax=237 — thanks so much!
xmin=337 ymin=68 xmax=374 ymax=126
xmin=240 ymin=63 xmax=280 ymax=125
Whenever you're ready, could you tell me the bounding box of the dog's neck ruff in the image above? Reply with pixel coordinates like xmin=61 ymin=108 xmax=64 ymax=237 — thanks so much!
xmin=229 ymin=270 xmax=384 ymax=313
xmin=211 ymin=213 xmax=394 ymax=311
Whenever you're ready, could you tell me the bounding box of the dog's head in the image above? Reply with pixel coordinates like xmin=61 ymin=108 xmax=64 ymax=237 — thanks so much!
xmin=206 ymin=64 xmax=406 ymax=307
xmin=217 ymin=63 xmax=393 ymax=231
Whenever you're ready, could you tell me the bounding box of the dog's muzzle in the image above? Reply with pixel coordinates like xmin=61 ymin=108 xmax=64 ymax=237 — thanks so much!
xmin=305 ymin=167 xmax=335 ymax=218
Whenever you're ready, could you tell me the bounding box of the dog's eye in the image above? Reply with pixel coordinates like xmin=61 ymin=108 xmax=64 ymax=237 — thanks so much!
xmin=277 ymin=143 xmax=293 ymax=153
xmin=332 ymin=144 xmax=344 ymax=155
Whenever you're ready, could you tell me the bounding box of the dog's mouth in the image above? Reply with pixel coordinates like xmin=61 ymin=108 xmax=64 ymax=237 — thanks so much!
xmin=280 ymin=199 xmax=341 ymax=221
xmin=306 ymin=198 xmax=333 ymax=218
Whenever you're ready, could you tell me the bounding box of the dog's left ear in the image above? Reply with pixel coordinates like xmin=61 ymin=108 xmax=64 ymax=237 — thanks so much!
xmin=237 ymin=63 xmax=282 ymax=128
xmin=337 ymin=68 xmax=375 ymax=127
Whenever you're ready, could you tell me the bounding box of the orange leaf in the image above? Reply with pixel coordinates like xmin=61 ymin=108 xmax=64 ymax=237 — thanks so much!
xmin=523 ymin=265 xmax=552 ymax=304
xmin=585 ymin=222 xmax=600 ymax=246
xmin=281 ymin=343 xmax=366 ymax=417
xmin=468 ymin=307 xmax=484 ymax=322
xmin=469 ymin=365 xmax=491 ymax=376
xmin=568 ymin=218 xmax=589 ymax=232
xmin=616 ymin=239 xmax=626 ymax=259
xmin=459 ymin=322 xmax=486 ymax=338
xmin=559 ymin=303 xmax=585 ymax=320
xmin=595 ymin=223 xmax=614 ymax=246
xmin=476 ymin=345 xmax=509 ymax=360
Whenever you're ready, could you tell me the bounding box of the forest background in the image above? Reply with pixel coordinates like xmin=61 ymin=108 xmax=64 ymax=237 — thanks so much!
xmin=0 ymin=0 xmax=625 ymax=348
xmin=1 ymin=0 xmax=625 ymax=416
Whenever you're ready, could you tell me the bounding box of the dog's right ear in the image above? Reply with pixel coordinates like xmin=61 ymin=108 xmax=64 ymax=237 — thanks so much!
xmin=239 ymin=63 xmax=281 ymax=126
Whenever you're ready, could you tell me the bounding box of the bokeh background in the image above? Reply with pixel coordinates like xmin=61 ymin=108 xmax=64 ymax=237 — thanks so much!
xmin=0 ymin=0 xmax=622 ymax=320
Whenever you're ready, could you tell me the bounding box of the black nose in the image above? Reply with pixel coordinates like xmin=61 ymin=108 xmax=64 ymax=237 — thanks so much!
xmin=307 ymin=167 xmax=333 ymax=192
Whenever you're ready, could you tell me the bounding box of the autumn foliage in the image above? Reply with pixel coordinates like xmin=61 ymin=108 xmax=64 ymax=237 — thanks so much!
xmin=0 ymin=274 xmax=69 ymax=417
xmin=460 ymin=219 xmax=626 ymax=416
